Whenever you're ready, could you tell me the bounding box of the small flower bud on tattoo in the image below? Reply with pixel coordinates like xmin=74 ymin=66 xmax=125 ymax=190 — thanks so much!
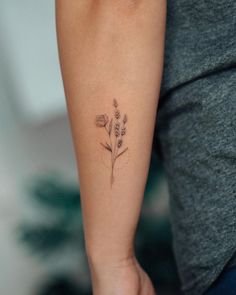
xmin=117 ymin=139 xmax=123 ymax=148
xmin=121 ymin=127 xmax=126 ymax=136
xmin=114 ymin=122 xmax=120 ymax=137
xmin=115 ymin=109 xmax=121 ymax=119
xmin=113 ymin=98 xmax=118 ymax=108
xmin=95 ymin=98 xmax=128 ymax=187
xmin=123 ymin=114 xmax=127 ymax=124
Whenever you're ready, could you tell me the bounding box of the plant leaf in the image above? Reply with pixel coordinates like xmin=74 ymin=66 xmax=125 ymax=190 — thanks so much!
xmin=30 ymin=177 xmax=80 ymax=210
xmin=18 ymin=224 xmax=73 ymax=255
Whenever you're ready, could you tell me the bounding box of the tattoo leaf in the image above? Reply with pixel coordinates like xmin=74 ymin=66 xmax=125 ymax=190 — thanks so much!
xmin=116 ymin=147 xmax=128 ymax=159
xmin=105 ymin=142 xmax=112 ymax=150
xmin=100 ymin=142 xmax=112 ymax=152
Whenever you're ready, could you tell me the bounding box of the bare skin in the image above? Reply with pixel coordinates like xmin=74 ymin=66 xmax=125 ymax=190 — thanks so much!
xmin=56 ymin=1 xmax=166 ymax=294
xmin=88 ymin=256 xmax=156 ymax=295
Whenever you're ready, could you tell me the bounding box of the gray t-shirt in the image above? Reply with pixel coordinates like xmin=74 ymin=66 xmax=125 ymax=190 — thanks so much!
xmin=154 ymin=1 xmax=236 ymax=294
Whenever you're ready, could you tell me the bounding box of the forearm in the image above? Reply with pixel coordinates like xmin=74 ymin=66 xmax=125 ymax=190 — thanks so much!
xmin=56 ymin=0 xmax=166 ymax=267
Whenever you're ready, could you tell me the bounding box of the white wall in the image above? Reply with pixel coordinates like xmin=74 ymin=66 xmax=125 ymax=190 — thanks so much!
xmin=0 ymin=84 xmax=79 ymax=295
xmin=0 ymin=1 xmax=79 ymax=294
xmin=0 ymin=0 xmax=66 ymax=123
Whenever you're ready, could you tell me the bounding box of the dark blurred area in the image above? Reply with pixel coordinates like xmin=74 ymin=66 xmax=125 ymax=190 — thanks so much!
xmin=0 ymin=1 xmax=180 ymax=294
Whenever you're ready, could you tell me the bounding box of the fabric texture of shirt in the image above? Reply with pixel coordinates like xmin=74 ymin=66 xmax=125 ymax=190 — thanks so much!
xmin=154 ymin=1 xmax=236 ymax=294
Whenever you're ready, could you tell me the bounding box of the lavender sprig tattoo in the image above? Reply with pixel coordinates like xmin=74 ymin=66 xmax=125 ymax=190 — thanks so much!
xmin=95 ymin=99 xmax=128 ymax=187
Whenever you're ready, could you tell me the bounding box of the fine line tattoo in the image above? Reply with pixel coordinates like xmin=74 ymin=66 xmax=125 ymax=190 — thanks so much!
xmin=95 ymin=98 xmax=128 ymax=187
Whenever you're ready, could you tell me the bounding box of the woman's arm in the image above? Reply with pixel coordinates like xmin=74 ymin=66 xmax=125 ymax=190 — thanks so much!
xmin=56 ymin=0 xmax=166 ymax=294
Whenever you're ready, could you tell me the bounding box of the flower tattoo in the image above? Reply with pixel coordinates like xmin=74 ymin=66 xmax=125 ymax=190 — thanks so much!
xmin=95 ymin=114 xmax=109 ymax=127
xmin=95 ymin=98 xmax=128 ymax=187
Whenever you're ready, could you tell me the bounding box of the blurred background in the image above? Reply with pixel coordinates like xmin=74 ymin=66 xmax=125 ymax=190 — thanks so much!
xmin=0 ymin=1 xmax=181 ymax=294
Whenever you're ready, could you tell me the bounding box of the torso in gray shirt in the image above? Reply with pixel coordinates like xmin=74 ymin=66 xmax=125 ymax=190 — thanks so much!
xmin=154 ymin=1 xmax=236 ymax=294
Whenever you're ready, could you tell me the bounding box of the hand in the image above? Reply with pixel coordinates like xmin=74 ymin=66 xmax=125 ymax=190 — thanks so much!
xmin=88 ymin=256 xmax=157 ymax=295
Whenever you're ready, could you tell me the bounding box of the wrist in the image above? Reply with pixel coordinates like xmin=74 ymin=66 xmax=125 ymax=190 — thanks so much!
xmin=85 ymin=243 xmax=136 ymax=271
xmin=87 ymin=247 xmax=139 ymax=290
